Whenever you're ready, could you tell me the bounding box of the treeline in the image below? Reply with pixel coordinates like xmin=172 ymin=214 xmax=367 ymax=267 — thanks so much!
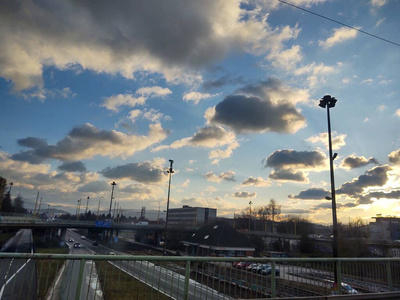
xmin=1 ymin=193 xmax=28 ymax=213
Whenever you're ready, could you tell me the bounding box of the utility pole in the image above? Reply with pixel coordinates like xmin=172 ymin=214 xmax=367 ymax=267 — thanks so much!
xmin=163 ymin=159 xmax=174 ymax=255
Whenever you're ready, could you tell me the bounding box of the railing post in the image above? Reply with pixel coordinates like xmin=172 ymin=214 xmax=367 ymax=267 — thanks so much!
xmin=387 ymin=261 xmax=393 ymax=291
xmin=184 ymin=260 xmax=191 ymax=300
xmin=75 ymin=259 xmax=86 ymax=300
xmin=271 ymin=261 xmax=276 ymax=298
xmin=336 ymin=260 xmax=342 ymax=295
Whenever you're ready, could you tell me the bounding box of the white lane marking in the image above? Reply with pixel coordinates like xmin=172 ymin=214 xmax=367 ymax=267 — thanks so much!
xmin=0 ymin=259 xmax=31 ymax=299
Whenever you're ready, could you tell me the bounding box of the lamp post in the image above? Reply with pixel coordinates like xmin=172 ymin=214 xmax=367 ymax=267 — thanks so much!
xmin=249 ymin=201 xmax=253 ymax=232
xmin=8 ymin=182 xmax=13 ymax=195
xmin=76 ymin=199 xmax=81 ymax=220
xmin=319 ymin=94 xmax=339 ymax=285
xmin=108 ymin=182 xmax=117 ymax=221
xmin=163 ymin=159 xmax=174 ymax=255
xmin=85 ymin=196 xmax=90 ymax=214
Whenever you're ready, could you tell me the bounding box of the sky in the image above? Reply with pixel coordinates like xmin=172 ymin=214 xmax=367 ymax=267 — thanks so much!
xmin=1 ymin=0 xmax=399 ymax=225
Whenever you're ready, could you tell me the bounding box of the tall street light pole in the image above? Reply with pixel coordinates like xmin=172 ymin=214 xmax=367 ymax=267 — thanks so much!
xmin=8 ymin=182 xmax=13 ymax=195
xmin=163 ymin=159 xmax=174 ymax=255
xmin=108 ymin=182 xmax=117 ymax=221
xmin=85 ymin=196 xmax=90 ymax=214
xmin=319 ymin=95 xmax=339 ymax=285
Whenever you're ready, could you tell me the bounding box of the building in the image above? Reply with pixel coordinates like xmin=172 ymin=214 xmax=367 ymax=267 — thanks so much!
xmin=370 ymin=215 xmax=400 ymax=241
xmin=181 ymin=221 xmax=255 ymax=257
xmin=168 ymin=205 xmax=216 ymax=227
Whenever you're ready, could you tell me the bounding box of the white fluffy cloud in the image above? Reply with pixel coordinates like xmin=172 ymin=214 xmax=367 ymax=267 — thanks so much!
xmin=319 ymin=27 xmax=358 ymax=49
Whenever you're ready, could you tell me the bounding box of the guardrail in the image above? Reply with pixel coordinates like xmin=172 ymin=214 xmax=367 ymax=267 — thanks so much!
xmin=0 ymin=254 xmax=399 ymax=299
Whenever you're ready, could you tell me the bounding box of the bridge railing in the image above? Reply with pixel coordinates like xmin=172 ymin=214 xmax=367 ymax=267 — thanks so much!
xmin=0 ymin=253 xmax=399 ymax=299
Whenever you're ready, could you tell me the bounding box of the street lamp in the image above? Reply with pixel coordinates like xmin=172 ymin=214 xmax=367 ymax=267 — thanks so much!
xmin=108 ymin=182 xmax=117 ymax=221
xmin=319 ymin=94 xmax=339 ymax=285
xmin=249 ymin=201 xmax=253 ymax=232
xmin=163 ymin=159 xmax=174 ymax=255
xmin=76 ymin=199 xmax=81 ymax=220
xmin=8 ymin=182 xmax=13 ymax=195
xmin=85 ymin=196 xmax=90 ymax=214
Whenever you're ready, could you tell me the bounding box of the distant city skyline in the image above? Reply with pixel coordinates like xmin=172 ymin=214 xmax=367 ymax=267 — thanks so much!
xmin=1 ymin=0 xmax=399 ymax=225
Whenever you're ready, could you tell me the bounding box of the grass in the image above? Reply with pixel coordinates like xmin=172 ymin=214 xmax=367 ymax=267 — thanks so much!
xmin=35 ymin=239 xmax=69 ymax=299
xmin=96 ymin=260 xmax=172 ymax=300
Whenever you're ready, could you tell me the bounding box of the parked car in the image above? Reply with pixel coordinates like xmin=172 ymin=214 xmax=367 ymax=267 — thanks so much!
xmin=92 ymin=241 xmax=99 ymax=246
xmin=246 ymin=263 xmax=258 ymax=272
xmin=73 ymin=242 xmax=81 ymax=248
xmin=237 ymin=261 xmax=253 ymax=269
xmin=254 ymin=264 xmax=268 ymax=273
xmin=261 ymin=265 xmax=280 ymax=276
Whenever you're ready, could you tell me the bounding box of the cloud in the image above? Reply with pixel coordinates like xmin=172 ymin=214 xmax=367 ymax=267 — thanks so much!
xmin=58 ymin=161 xmax=87 ymax=172
xmin=396 ymin=109 xmax=400 ymax=118
xmin=265 ymin=149 xmax=327 ymax=171
xmin=202 ymin=74 xmax=245 ymax=90
xmin=293 ymin=62 xmax=337 ymax=88
xmin=319 ymin=27 xmax=358 ymax=49
xmin=182 ymin=91 xmax=217 ymax=104
xmin=337 ymin=165 xmax=391 ymax=196
xmin=0 ymin=0 xmax=302 ymax=92
xmin=306 ymin=132 xmax=346 ymax=150
xmin=371 ymin=0 xmax=387 ymax=7
xmin=289 ymin=187 xmax=330 ymax=200
xmin=180 ymin=196 xmax=236 ymax=211
xmin=269 ymin=169 xmax=308 ymax=182
xmin=340 ymin=155 xmax=378 ymax=169
xmin=357 ymin=189 xmax=400 ymax=205
xmin=100 ymin=160 xmax=166 ymax=184
xmin=152 ymin=125 xmax=239 ymax=164
xmin=77 ymin=181 xmax=109 ymax=193
xmin=206 ymin=79 xmax=307 ymax=134
xmin=204 ymin=171 xmax=235 ymax=183
xmin=361 ymin=79 xmax=374 ymax=85
xmin=119 ymin=183 xmax=163 ymax=200
xmin=233 ymin=191 xmax=257 ymax=199
xmin=102 ymin=86 xmax=172 ymax=112
xmin=389 ymin=150 xmax=400 ymax=164
xmin=12 ymin=123 xmax=168 ymax=163
xmin=242 ymin=176 xmax=270 ymax=187
xmin=265 ymin=149 xmax=327 ymax=182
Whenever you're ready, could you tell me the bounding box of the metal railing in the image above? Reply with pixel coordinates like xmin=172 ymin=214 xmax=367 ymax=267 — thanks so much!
xmin=0 ymin=253 xmax=400 ymax=299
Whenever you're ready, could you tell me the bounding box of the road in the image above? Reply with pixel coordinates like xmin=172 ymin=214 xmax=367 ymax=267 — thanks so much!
xmin=0 ymin=229 xmax=36 ymax=300
xmin=56 ymin=230 xmax=103 ymax=300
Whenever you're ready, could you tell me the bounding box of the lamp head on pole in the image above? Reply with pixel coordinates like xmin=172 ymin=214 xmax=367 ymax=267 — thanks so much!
xmin=111 ymin=181 xmax=116 ymax=186
xmin=319 ymin=95 xmax=337 ymax=108
xmin=168 ymin=159 xmax=174 ymax=174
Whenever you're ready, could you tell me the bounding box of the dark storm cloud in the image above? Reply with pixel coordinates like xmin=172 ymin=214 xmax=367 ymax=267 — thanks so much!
xmin=100 ymin=162 xmax=165 ymax=183
xmin=357 ymin=190 xmax=400 ymax=205
xmin=210 ymin=94 xmax=305 ymax=134
xmin=341 ymin=155 xmax=378 ymax=169
xmin=265 ymin=149 xmax=326 ymax=169
xmin=289 ymin=188 xmax=330 ymax=200
xmin=337 ymin=165 xmax=391 ymax=196
xmin=69 ymin=124 xmax=122 ymax=143
xmin=233 ymin=191 xmax=256 ymax=198
xmin=58 ymin=161 xmax=87 ymax=172
xmin=236 ymin=78 xmax=283 ymax=98
xmin=388 ymin=149 xmax=400 ymax=164
xmin=12 ymin=151 xmax=46 ymax=164
xmin=269 ymin=169 xmax=307 ymax=182
xmin=78 ymin=181 xmax=109 ymax=193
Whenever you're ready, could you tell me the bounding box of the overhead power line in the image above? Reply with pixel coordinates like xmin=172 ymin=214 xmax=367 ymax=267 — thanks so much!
xmin=278 ymin=0 xmax=400 ymax=47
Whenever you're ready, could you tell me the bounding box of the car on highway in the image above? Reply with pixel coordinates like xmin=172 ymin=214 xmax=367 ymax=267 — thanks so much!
xmin=73 ymin=242 xmax=81 ymax=248
xmin=68 ymin=238 xmax=74 ymax=242
xmin=92 ymin=241 xmax=99 ymax=246
xmin=81 ymin=235 xmax=86 ymax=239
xmin=107 ymin=252 xmax=116 ymax=255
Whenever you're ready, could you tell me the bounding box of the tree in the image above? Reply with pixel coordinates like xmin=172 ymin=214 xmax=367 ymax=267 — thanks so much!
xmin=267 ymin=199 xmax=281 ymax=233
xmin=278 ymin=215 xmax=313 ymax=235
xmin=1 ymin=192 xmax=13 ymax=212
xmin=13 ymin=195 xmax=27 ymax=213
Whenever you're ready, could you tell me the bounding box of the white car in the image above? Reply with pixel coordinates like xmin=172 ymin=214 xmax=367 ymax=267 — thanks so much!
xmin=81 ymin=235 xmax=86 ymax=239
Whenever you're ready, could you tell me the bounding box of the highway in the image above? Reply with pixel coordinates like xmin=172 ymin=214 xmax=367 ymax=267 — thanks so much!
xmin=0 ymin=229 xmax=36 ymax=300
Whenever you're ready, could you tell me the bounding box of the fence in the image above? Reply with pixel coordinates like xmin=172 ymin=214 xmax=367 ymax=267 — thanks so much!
xmin=0 ymin=253 xmax=400 ymax=299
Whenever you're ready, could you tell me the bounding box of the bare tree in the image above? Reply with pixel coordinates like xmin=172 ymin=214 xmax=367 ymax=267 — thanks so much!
xmin=267 ymin=199 xmax=281 ymax=233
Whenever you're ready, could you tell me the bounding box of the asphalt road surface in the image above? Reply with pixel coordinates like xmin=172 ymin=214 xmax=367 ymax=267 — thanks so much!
xmin=0 ymin=229 xmax=36 ymax=300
